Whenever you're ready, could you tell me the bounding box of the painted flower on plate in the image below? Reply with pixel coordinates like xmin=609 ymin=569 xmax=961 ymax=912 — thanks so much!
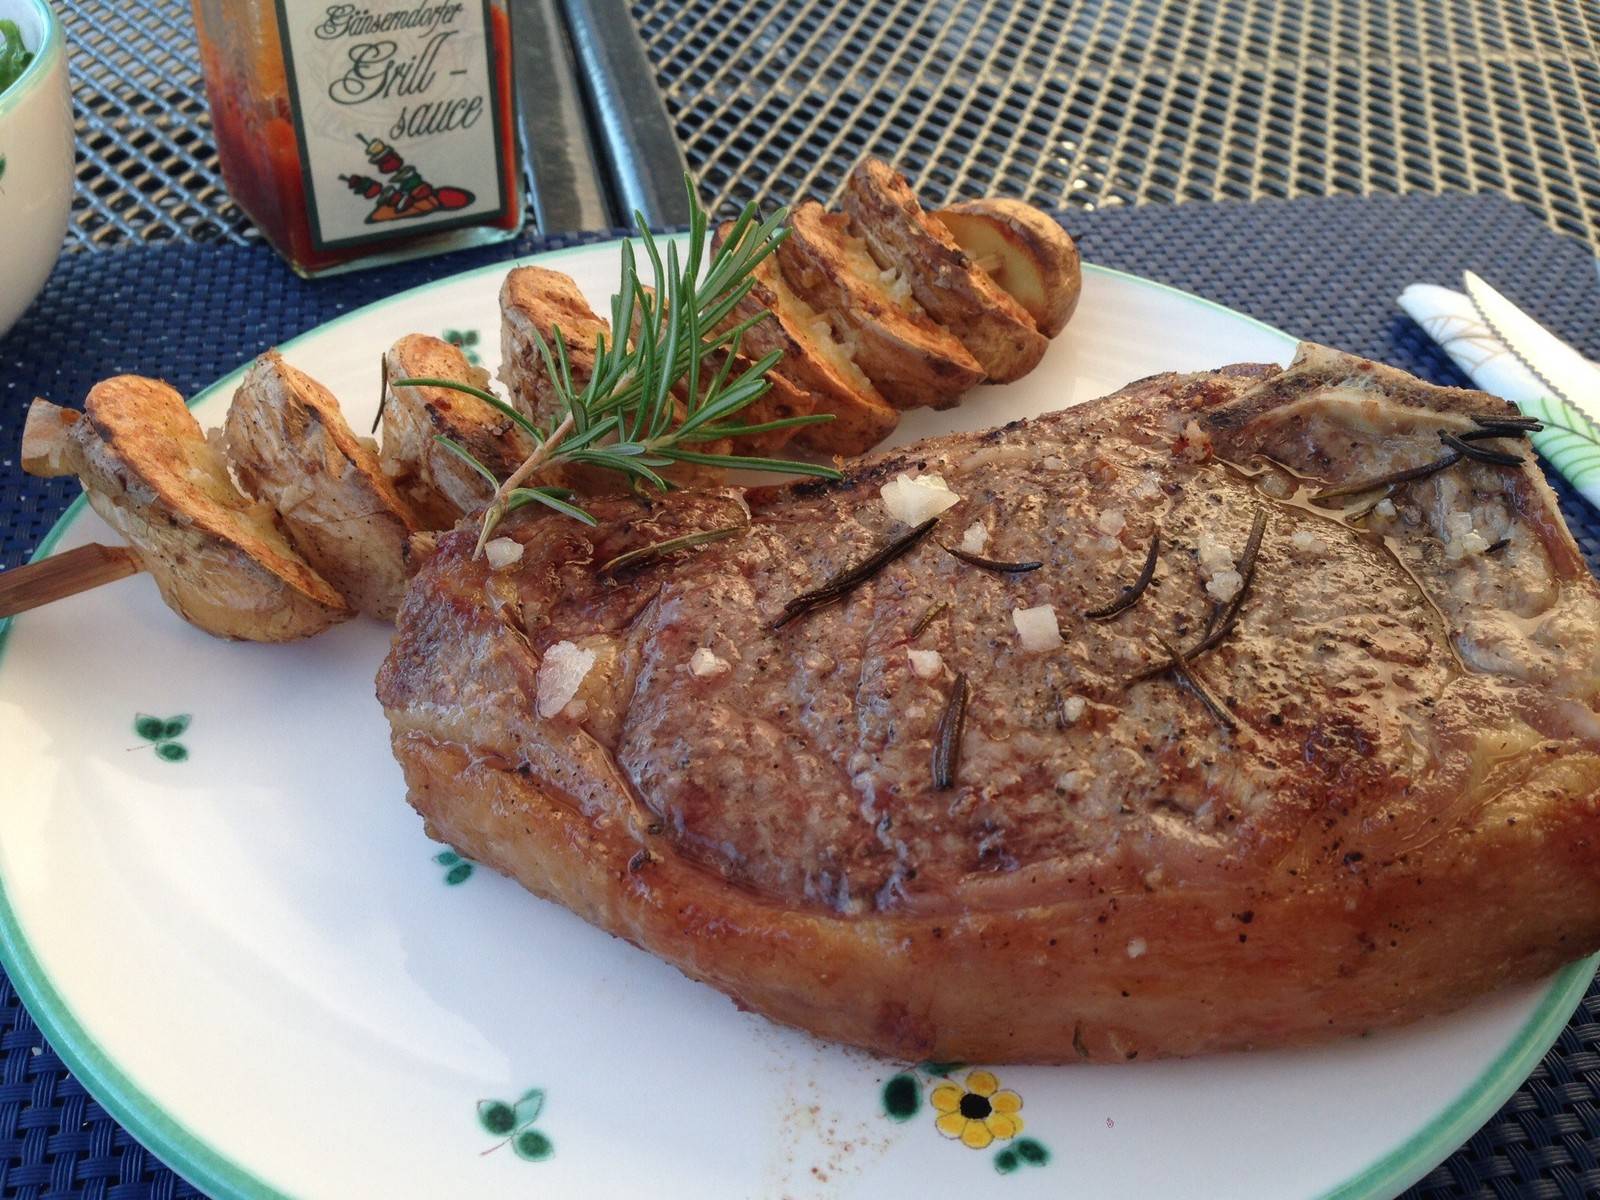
xmin=930 ymin=1069 xmax=1023 ymax=1149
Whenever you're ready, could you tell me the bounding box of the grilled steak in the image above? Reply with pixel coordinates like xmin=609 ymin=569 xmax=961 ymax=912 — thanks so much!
xmin=377 ymin=343 xmax=1600 ymax=1063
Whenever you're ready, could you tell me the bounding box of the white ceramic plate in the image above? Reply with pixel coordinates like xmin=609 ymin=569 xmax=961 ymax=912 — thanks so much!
xmin=0 ymin=241 xmax=1592 ymax=1200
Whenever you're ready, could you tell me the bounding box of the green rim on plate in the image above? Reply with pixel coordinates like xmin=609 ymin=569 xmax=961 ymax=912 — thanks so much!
xmin=0 ymin=243 xmax=1593 ymax=1200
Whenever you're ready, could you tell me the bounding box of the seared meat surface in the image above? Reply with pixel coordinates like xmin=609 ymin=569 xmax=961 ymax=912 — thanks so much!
xmin=378 ymin=343 xmax=1600 ymax=1062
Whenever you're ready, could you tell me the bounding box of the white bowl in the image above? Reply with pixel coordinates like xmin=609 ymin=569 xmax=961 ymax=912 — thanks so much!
xmin=0 ymin=0 xmax=70 ymax=337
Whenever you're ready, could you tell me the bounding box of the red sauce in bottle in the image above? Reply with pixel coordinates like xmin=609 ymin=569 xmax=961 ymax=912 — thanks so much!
xmin=194 ymin=1 xmax=521 ymax=277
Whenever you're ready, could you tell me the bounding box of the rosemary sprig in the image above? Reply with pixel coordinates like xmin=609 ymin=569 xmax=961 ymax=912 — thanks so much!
xmin=397 ymin=175 xmax=843 ymax=556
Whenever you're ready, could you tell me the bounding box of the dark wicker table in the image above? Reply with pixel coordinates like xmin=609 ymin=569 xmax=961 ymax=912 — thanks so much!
xmin=7 ymin=2 xmax=1600 ymax=1198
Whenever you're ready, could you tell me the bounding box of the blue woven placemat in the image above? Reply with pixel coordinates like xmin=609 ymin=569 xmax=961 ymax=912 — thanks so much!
xmin=1 ymin=193 xmax=1599 ymax=1198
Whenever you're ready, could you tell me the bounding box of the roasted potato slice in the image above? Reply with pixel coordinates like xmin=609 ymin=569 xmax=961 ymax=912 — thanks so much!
xmin=22 ymin=379 xmax=348 ymax=641
xmin=225 ymin=351 xmax=419 ymax=621
xmin=776 ymin=202 xmax=983 ymax=410
xmin=935 ymin=198 xmax=1081 ymax=337
xmin=843 ymin=158 xmax=1048 ymax=382
xmin=379 ymin=334 xmax=534 ymax=529
xmin=499 ymin=265 xmax=609 ymax=430
xmin=715 ymin=223 xmax=898 ymax=457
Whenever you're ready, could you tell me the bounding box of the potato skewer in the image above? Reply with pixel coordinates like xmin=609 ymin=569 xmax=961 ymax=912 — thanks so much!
xmin=0 ymin=543 xmax=142 ymax=618
xmin=19 ymin=379 xmax=350 ymax=640
xmin=3 ymin=162 xmax=1084 ymax=635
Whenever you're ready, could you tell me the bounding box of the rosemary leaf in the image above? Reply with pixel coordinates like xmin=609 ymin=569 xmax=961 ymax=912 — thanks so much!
xmin=772 ymin=517 xmax=940 ymax=629
xmin=1471 ymin=414 xmax=1542 ymax=432
xmin=1085 ymin=530 xmax=1161 ymax=620
xmin=682 ymin=413 xmax=837 ymax=441
xmin=910 ymin=600 xmax=949 ymax=639
xmin=1154 ymin=635 xmax=1237 ymax=732
xmin=599 ymin=523 xmax=747 ymax=575
xmin=1440 ymin=431 xmax=1524 ymax=467
xmin=390 ymin=376 xmax=543 ymax=439
xmin=434 ymin=435 xmax=502 ymax=486
xmin=932 ymin=672 xmax=970 ymax=790
xmin=1313 ymin=452 xmax=1463 ymax=501
xmin=658 ymin=447 xmax=842 ymax=477
xmin=372 ymin=352 xmax=389 ymax=434
xmin=938 ymin=544 xmax=1043 ymax=573
xmin=503 ymin=487 xmax=597 ymax=526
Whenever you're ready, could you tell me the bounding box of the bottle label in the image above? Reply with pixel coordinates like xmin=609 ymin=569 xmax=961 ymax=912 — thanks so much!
xmin=275 ymin=1 xmax=511 ymax=251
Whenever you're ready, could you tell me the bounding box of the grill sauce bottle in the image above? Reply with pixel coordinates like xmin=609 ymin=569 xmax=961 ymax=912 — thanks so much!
xmin=192 ymin=1 xmax=521 ymax=276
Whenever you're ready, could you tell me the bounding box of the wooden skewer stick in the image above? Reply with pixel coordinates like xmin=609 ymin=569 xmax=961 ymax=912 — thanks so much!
xmin=0 ymin=543 xmax=143 ymax=619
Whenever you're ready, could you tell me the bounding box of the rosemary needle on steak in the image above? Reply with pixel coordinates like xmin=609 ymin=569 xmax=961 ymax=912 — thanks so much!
xmin=938 ymin=544 xmax=1043 ymax=573
xmin=1128 ymin=508 xmax=1267 ymax=685
xmin=1440 ymin=430 xmax=1524 ymax=467
xmin=771 ymin=517 xmax=940 ymax=629
xmin=1313 ymin=452 xmax=1463 ymax=501
xmin=1154 ymin=635 xmax=1237 ymax=732
xmin=598 ymin=523 xmax=748 ymax=575
xmin=910 ymin=599 xmax=949 ymax=638
xmin=1085 ymin=530 xmax=1161 ymax=620
xmin=932 ymin=672 xmax=970 ymax=790
xmin=1471 ymin=414 xmax=1543 ymax=432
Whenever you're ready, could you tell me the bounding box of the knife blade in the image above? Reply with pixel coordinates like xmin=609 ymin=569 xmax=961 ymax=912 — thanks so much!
xmin=512 ymin=0 xmax=619 ymax=233
xmin=1462 ymin=271 xmax=1600 ymax=433
xmin=559 ymin=0 xmax=693 ymax=228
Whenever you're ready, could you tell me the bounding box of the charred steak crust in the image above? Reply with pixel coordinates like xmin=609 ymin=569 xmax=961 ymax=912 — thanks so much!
xmin=378 ymin=342 xmax=1600 ymax=1063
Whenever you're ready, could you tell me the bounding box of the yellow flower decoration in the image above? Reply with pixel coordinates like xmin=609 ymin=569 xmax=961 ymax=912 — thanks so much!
xmin=930 ymin=1069 xmax=1024 ymax=1149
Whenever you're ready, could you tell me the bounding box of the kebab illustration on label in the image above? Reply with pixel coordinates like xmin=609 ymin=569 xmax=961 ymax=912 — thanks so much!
xmin=339 ymin=135 xmax=475 ymax=224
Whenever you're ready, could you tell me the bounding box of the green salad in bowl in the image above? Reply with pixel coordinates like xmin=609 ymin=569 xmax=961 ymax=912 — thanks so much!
xmin=0 ymin=18 xmax=32 ymax=93
xmin=0 ymin=0 xmax=72 ymax=336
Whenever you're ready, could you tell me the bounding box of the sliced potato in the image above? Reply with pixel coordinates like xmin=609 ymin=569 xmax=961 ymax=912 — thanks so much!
xmin=22 ymin=380 xmax=349 ymax=641
xmin=776 ymin=202 xmax=983 ymax=411
xmin=715 ymin=222 xmax=898 ymax=457
xmin=380 ymin=333 xmax=534 ymax=528
xmin=935 ymin=199 xmax=1081 ymax=337
xmin=499 ymin=265 xmax=609 ymax=431
xmin=843 ymin=158 xmax=1048 ymax=382
xmin=226 ymin=351 xmax=419 ymax=621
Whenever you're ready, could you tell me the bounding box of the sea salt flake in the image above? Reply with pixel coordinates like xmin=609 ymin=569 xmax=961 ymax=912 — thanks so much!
xmin=1126 ymin=937 xmax=1148 ymax=959
xmin=959 ymin=521 xmax=990 ymax=554
xmin=1095 ymin=508 xmax=1126 ymax=536
xmin=1196 ymin=528 xmax=1234 ymax=574
xmin=1012 ymin=604 xmax=1062 ymax=651
xmin=1059 ymin=694 xmax=1087 ymax=724
xmin=1205 ymin=569 xmax=1243 ymax=602
xmin=536 ymin=641 xmax=596 ymax=718
xmin=484 ymin=537 xmax=525 ymax=569
xmin=906 ymin=648 xmax=944 ymax=679
xmin=689 ymin=647 xmax=732 ymax=678
xmin=879 ymin=472 xmax=961 ymax=525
